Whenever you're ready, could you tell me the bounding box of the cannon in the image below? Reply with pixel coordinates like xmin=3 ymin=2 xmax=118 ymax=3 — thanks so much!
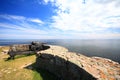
xmin=7 ymin=41 xmax=50 ymax=59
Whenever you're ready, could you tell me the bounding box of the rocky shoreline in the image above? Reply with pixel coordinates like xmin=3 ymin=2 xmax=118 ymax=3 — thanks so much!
xmin=1 ymin=45 xmax=120 ymax=80
xmin=35 ymin=45 xmax=120 ymax=80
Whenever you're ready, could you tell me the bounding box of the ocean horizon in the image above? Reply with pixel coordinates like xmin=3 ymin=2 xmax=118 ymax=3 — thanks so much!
xmin=0 ymin=39 xmax=120 ymax=63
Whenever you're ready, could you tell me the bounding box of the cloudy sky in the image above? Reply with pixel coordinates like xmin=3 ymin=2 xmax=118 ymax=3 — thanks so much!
xmin=0 ymin=0 xmax=120 ymax=39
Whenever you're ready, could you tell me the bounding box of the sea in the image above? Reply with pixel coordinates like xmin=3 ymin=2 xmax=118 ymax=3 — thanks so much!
xmin=0 ymin=39 xmax=120 ymax=63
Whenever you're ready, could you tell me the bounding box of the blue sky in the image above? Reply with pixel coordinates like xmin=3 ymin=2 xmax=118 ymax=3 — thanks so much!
xmin=0 ymin=0 xmax=120 ymax=39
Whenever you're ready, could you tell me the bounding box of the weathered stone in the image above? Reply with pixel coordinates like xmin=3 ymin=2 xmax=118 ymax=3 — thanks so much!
xmin=7 ymin=42 xmax=50 ymax=59
xmin=9 ymin=44 xmax=30 ymax=52
xmin=33 ymin=45 xmax=120 ymax=80
xmin=2 ymin=44 xmax=120 ymax=80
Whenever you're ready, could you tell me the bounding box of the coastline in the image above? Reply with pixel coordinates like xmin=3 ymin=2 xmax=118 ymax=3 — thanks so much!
xmin=38 ymin=45 xmax=120 ymax=80
xmin=0 ymin=45 xmax=120 ymax=65
xmin=0 ymin=39 xmax=120 ymax=63
xmin=0 ymin=45 xmax=120 ymax=80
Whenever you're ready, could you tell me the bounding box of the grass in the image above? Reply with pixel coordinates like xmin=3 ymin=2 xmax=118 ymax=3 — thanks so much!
xmin=0 ymin=46 xmax=57 ymax=80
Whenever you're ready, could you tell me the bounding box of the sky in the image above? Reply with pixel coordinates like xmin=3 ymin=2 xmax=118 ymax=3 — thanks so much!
xmin=0 ymin=0 xmax=120 ymax=39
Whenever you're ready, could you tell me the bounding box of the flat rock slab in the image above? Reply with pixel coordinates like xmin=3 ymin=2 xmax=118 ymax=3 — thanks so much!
xmin=38 ymin=45 xmax=120 ymax=80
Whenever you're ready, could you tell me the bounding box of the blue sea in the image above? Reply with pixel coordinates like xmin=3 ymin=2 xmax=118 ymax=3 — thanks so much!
xmin=0 ymin=39 xmax=120 ymax=63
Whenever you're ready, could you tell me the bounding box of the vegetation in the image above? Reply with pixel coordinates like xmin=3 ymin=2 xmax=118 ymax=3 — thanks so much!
xmin=0 ymin=46 xmax=57 ymax=80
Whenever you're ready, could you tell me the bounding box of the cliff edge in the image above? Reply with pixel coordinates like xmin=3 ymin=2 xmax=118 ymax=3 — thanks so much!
xmin=35 ymin=45 xmax=120 ymax=80
xmin=1 ymin=45 xmax=120 ymax=80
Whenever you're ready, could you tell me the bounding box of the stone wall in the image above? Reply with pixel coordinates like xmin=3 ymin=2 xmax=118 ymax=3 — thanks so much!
xmin=9 ymin=44 xmax=30 ymax=52
xmin=7 ymin=43 xmax=50 ymax=59
xmin=33 ymin=45 xmax=120 ymax=80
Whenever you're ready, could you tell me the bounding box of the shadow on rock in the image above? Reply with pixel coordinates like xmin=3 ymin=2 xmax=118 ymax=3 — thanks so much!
xmin=25 ymin=53 xmax=97 ymax=80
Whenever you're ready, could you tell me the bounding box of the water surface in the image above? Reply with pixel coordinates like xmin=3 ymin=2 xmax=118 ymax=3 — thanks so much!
xmin=0 ymin=39 xmax=120 ymax=63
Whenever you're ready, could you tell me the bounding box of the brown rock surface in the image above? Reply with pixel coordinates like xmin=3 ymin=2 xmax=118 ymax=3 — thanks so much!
xmin=1 ymin=45 xmax=120 ymax=80
xmin=36 ymin=45 xmax=120 ymax=80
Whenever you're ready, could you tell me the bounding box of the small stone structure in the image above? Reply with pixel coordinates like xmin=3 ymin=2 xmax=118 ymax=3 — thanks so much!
xmin=7 ymin=42 xmax=50 ymax=59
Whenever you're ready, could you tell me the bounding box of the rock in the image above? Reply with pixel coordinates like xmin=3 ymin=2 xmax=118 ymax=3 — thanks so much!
xmin=7 ymin=42 xmax=50 ymax=59
xmin=13 ymin=69 xmax=16 ymax=71
xmin=1 ymin=50 xmax=9 ymax=54
xmin=34 ymin=45 xmax=120 ymax=80
xmin=27 ymin=66 xmax=33 ymax=69
xmin=7 ymin=71 xmax=11 ymax=74
xmin=0 ymin=73 xmax=2 ymax=78
xmin=9 ymin=44 xmax=30 ymax=52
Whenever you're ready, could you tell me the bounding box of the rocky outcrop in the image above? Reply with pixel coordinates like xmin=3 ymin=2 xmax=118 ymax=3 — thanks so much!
xmin=7 ymin=42 xmax=50 ymax=59
xmin=1 ymin=45 xmax=120 ymax=80
xmin=34 ymin=45 xmax=120 ymax=80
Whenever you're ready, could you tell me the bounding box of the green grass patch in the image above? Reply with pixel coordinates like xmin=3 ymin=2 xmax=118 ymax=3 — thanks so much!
xmin=0 ymin=46 xmax=57 ymax=80
xmin=33 ymin=71 xmax=43 ymax=80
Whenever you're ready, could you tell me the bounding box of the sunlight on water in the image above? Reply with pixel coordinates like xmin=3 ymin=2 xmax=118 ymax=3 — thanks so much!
xmin=0 ymin=39 xmax=120 ymax=63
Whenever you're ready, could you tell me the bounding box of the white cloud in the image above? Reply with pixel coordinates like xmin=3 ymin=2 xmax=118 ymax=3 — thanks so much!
xmin=0 ymin=34 xmax=50 ymax=39
xmin=0 ymin=14 xmax=71 ymax=39
xmin=8 ymin=15 xmax=26 ymax=20
xmin=0 ymin=14 xmax=47 ymax=37
xmin=0 ymin=23 xmax=47 ymax=34
xmin=43 ymin=0 xmax=120 ymax=33
xmin=0 ymin=14 xmax=44 ymax=24
xmin=0 ymin=0 xmax=120 ymax=39
xmin=0 ymin=14 xmax=25 ymax=20
xmin=29 ymin=18 xmax=44 ymax=24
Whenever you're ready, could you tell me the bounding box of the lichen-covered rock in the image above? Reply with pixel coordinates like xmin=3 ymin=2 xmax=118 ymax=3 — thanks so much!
xmin=35 ymin=45 xmax=120 ymax=80
xmin=7 ymin=42 xmax=50 ymax=59
xmin=9 ymin=44 xmax=30 ymax=52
